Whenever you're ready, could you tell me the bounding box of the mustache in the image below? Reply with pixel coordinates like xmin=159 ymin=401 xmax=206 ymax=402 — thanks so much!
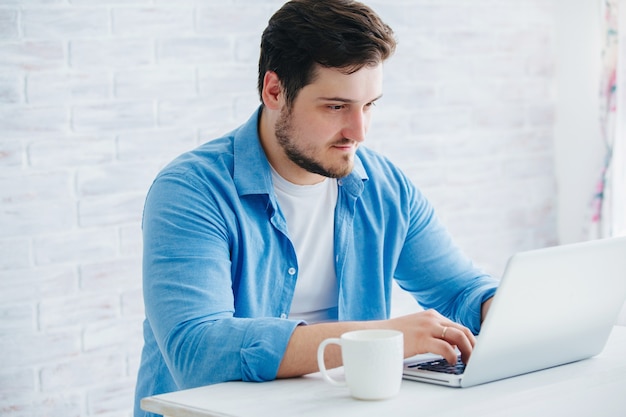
xmin=332 ymin=138 xmax=356 ymax=146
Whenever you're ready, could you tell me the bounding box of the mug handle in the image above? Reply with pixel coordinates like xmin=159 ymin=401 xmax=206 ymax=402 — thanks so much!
xmin=317 ymin=338 xmax=346 ymax=386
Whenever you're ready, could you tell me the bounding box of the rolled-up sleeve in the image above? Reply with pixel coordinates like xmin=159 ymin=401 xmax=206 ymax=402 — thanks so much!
xmin=142 ymin=169 xmax=301 ymax=388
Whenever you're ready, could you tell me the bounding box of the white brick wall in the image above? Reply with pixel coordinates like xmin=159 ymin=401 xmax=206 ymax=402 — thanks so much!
xmin=0 ymin=1 xmax=557 ymax=416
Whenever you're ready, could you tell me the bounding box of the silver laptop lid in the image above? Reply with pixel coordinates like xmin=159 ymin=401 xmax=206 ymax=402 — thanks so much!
xmin=460 ymin=236 xmax=626 ymax=387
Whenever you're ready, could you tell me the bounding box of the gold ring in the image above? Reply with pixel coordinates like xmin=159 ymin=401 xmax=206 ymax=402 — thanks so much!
xmin=441 ymin=326 xmax=449 ymax=339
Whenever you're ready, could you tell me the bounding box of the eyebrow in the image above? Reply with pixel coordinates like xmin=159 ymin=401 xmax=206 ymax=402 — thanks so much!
xmin=317 ymin=94 xmax=383 ymax=103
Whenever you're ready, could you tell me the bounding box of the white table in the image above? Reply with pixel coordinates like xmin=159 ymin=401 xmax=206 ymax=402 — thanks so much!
xmin=142 ymin=326 xmax=626 ymax=417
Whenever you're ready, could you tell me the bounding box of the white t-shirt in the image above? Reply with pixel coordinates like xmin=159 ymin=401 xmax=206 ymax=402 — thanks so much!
xmin=271 ymin=168 xmax=338 ymax=323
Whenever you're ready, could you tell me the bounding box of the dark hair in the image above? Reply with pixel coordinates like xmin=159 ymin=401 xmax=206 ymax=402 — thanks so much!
xmin=258 ymin=0 xmax=396 ymax=107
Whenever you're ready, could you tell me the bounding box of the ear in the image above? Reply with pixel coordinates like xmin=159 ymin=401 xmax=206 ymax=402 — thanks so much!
xmin=261 ymin=71 xmax=283 ymax=110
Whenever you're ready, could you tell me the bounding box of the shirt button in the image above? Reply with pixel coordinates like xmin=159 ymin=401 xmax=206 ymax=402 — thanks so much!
xmin=288 ymin=267 xmax=296 ymax=275
xmin=280 ymin=313 xmax=287 ymax=319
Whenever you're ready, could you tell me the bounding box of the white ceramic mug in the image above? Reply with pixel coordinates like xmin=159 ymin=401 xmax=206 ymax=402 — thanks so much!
xmin=317 ymin=329 xmax=404 ymax=400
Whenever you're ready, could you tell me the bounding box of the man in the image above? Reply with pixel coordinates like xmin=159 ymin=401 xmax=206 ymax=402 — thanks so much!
xmin=135 ymin=0 xmax=498 ymax=415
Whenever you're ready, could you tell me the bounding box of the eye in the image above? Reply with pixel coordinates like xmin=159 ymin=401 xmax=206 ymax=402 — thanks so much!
xmin=328 ymin=104 xmax=345 ymax=111
xmin=364 ymin=101 xmax=377 ymax=111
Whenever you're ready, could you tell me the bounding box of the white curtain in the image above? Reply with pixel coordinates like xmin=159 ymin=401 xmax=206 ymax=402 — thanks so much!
xmin=593 ymin=0 xmax=626 ymax=325
xmin=614 ymin=0 xmax=626 ymax=236
xmin=591 ymin=0 xmax=626 ymax=239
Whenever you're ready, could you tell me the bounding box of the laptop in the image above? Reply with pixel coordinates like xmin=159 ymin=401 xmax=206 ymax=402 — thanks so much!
xmin=403 ymin=236 xmax=626 ymax=388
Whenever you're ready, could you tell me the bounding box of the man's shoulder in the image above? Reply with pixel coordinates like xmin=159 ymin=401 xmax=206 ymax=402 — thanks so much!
xmin=159 ymin=134 xmax=236 ymax=178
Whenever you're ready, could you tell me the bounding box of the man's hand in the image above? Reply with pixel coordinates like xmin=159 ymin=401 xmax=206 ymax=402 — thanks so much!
xmin=386 ymin=309 xmax=475 ymax=365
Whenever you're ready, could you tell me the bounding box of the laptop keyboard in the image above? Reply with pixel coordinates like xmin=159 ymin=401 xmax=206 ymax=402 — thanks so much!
xmin=407 ymin=357 xmax=466 ymax=375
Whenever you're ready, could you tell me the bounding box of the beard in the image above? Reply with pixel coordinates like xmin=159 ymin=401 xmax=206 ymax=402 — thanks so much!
xmin=274 ymin=107 xmax=354 ymax=179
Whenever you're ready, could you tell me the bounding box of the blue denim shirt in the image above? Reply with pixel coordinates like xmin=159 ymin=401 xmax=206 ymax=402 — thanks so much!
xmin=134 ymin=107 xmax=498 ymax=416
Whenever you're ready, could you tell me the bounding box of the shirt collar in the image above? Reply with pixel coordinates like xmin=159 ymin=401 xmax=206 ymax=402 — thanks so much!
xmin=233 ymin=107 xmax=273 ymax=196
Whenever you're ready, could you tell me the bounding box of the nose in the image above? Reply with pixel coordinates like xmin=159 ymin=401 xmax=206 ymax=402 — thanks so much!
xmin=342 ymin=109 xmax=369 ymax=143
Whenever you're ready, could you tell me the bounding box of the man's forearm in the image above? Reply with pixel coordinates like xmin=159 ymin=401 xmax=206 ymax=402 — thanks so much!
xmin=276 ymin=320 xmax=382 ymax=378
xmin=276 ymin=306 xmax=485 ymax=379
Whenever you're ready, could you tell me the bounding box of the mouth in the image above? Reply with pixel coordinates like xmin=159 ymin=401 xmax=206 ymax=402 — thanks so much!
xmin=331 ymin=140 xmax=357 ymax=152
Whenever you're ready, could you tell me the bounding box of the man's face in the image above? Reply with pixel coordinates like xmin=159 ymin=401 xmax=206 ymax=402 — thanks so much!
xmin=274 ymin=64 xmax=383 ymax=183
